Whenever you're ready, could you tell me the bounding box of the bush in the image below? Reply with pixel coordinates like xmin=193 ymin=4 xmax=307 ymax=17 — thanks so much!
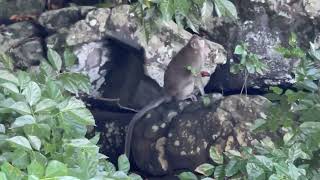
xmin=0 ymin=49 xmax=141 ymax=180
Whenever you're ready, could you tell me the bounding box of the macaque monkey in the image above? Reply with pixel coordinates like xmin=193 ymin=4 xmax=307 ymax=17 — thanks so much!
xmin=125 ymin=34 xmax=210 ymax=158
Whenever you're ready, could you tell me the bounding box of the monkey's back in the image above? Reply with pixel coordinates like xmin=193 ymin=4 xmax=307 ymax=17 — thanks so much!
xmin=163 ymin=46 xmax=203 ymax=99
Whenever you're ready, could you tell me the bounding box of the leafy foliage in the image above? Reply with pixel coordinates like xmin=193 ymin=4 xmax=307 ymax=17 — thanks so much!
xmin=178 ymin=34 xmax=320 ymax=180
xmin=130 ymin=0 xmax=238 ymax=41
xmin=230 ymin=43 xmax=268 ymax=94
xmin=0 ymin=49 xmax=141 ymax=179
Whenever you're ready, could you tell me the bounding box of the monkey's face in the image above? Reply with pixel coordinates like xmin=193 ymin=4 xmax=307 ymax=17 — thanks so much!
xmin=190 ymin=35 xmax=205 ymax=50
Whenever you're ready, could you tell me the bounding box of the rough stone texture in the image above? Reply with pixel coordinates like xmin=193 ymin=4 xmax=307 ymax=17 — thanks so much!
xmin=203 ymin=2 xmax=315 ymax=93
xmin=128 ymin=94 xmax=271 ymax=175
xmin=303 ymin=0 xmax=320 ymax=19
xmin=66 ymin=5 xmax=227 ymax=89
xmin=38 ymin=6 xmax=93 ymax=32
xmin=0 ymin=0 xmax=45 ymax=19
xmin=0 ymin=21 xmax=45 ymax=69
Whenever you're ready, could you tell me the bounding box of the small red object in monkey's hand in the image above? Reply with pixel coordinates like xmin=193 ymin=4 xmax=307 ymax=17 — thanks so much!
xmin=200 ymin=71 xmax=210 ymax=77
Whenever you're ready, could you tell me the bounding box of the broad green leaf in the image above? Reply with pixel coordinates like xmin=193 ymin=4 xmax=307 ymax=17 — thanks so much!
xmin=24 ymin=124 xmax=51 ymax=140
xmin=10 ymin=101 xmax=31 ymax=115
xmin=287 ymin=163 xmax=306 ymax=180
xmin=58 ymin=72 xmax=90 ymax=94
xmin=28 ymin=160 xmax=45 ymax=178
xmin=35 ymin=99 xmax=57 ymax=113
xmin=58 ymin=97 xmax=86 ymax=111
xmin=45 ymin=160 xmax=68 ymax=177
xmin=0 ymin=53 xmax=14 ymax=71
xmin=177 ymin=172 xmax=198 ymax=180
xmin=213 ymin=165 xmax=225 ymax=180
xmin=22 ymin=81 xmax=41 ymax=106
xmin=63 ymin=48 xmax=77 ymax=68
xmin=0 ymin=83 xmax=19 ymax=94
xmin=225 ymin=159 xmax=239 ymax=177
xmin=1 ymin=162 xmax=23 ymax=180
xmin=47 ymin=49 xmax=62 ymax=72
xmin=0 ymin=124 xmax=5 ymax=133
xmin=159 ymin=0 xmax=174 ymax=21
xmin=246 ymin=163 xmax=265 ymax=180
xmin=0 ymin=172 xmax=7 ymax=180
xmin=250 ymin=118 xmax=266 ymax=131
xmin=118 ymin=154 xmax=130 ymax=174
xmin=213 ymin=0 xmax=238 ymax=20
xmin=300 ymin=122 xmax=320 ymax=134
xmin=6 ymin=136 xmax=32 ymax=150
xmin=195 ymin=163 xmax=215 ymax=176
xmin=174 ymin=0 xmax=190 ymax=16
xmin=40 ymin=60 xmax=56 ymax=77
xmin=43 ymin=80 xmax=63 ymax=100
xmin=254 ymin=155 xmax=273 ymax=171
xmin=209 ymin=146 xmax=223 ymax=164
xmin=0 ymin=70 xmax=19 ymax=85
xmin=270 ymin=86 xmax=283 ymax=95
xmin=287 ymin=143 xmax=311 ymax=163
xmin=17 ymin=70 xmax=31 ymax=90
xmin=28 ymin=135 xmax=41 ymax=151
xmin=201 ymin=0 xmax=214 ymax=23
xmin=11 ymin=149 xmax=30 ymax=169
xmin=11 ymin=115 xmax=36 ymax=129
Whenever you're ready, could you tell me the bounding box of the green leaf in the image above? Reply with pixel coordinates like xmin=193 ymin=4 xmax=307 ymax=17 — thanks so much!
xmin=11 ymin=149 xmax=30 ymax=169
xmin=0 ymin=172 xmax=7 ymax=180
xmin=0 ymin=83 xmax=19 ymax=94
xmin=43 ymin=80 xmax=63 ymax=100
xmin=234 ymin=45 xmax=245 ymax=55
xmin=174 ymin=0 xmax=191 ymax=16
xmin=45 ymin=160 xmax=68 ymax=177
xmin=22 ymin=81 xmax=41 ymax=106
xmin=11 ymin=115 xmax=36 ymax=129
xmin=289 ymin=32 xmax=297 ymax=47
xmin=47 ymin=49 xmax=62 ymax=72
xmin=0 ymin=70 xmax=19 ymax=85
xmin=195 ymin=163 xmax=215 ymax=176
xmin=225 ymin=159 xmax=239 ymax=177
xmin=201 ymin=0 xmax=214 ymax=22
xmin=250 ymin=118 xmax=266 ymax=131
xmin=209 ymin=146 xmax=223 ymax=164
xmin=300 ymin=122 xmax=320 ymax=134
xmin=246 ymin=163 xmax=265 ymax=180
xmin=27 ymin=135 xmax=41 ymax=151
xmin=58 ymin=72 xmax=91 ymax=94
xmin=1 ymin=162 xmax=23 ymax=180
xmin=118 ymin=154 xmax=130 ymax=174
xmin=254 ymin=155 xmax=273 ymax=171
xmin=63 ymin=48 xmax=77 ymax=68
xmin=213 ymin=0 xmax=238 ymax=20
xmin=213 ymin=165 xmax=225 ymax=180
xmin=270 ymin=86 xmax=283 ymax=95
xmin=40 ymin=60 xmax=56 ymax=77
xmin=35 ymin=99 xmax=57 ymax=113
xmin=0 ymin=53 xmax=14 ymax=71
xmin=177 ymin=172 xmax=198 ymax=180
xmin=28 ymin=160 xmax=45 ymax=178
xmin=7 ymin=136 xmax=32 ymax=150
xmin=159 ymin=0 xmax=174 ymax=21
xmin=17 ymin=70 xmax=31 ymax=90
xmin=10 ymin=101 xmax=31 ymax=115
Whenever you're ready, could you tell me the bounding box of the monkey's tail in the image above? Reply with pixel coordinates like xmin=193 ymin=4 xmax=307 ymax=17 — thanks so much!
xmin=124 ymin=95 xmax=171 ymax=159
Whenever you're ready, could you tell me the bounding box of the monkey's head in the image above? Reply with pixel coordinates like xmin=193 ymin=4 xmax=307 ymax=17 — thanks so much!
xmin=189 ymin=35 xmax=210 ymax=58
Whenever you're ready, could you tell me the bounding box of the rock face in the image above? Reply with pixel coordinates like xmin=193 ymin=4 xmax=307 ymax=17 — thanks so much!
xmin=0 ymin=0 xmax=45 ymax=19
xmin=0 ymin=22 xmax=45 ymax=69
xmin=129 ymin=95 xmax=271 ymax=176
